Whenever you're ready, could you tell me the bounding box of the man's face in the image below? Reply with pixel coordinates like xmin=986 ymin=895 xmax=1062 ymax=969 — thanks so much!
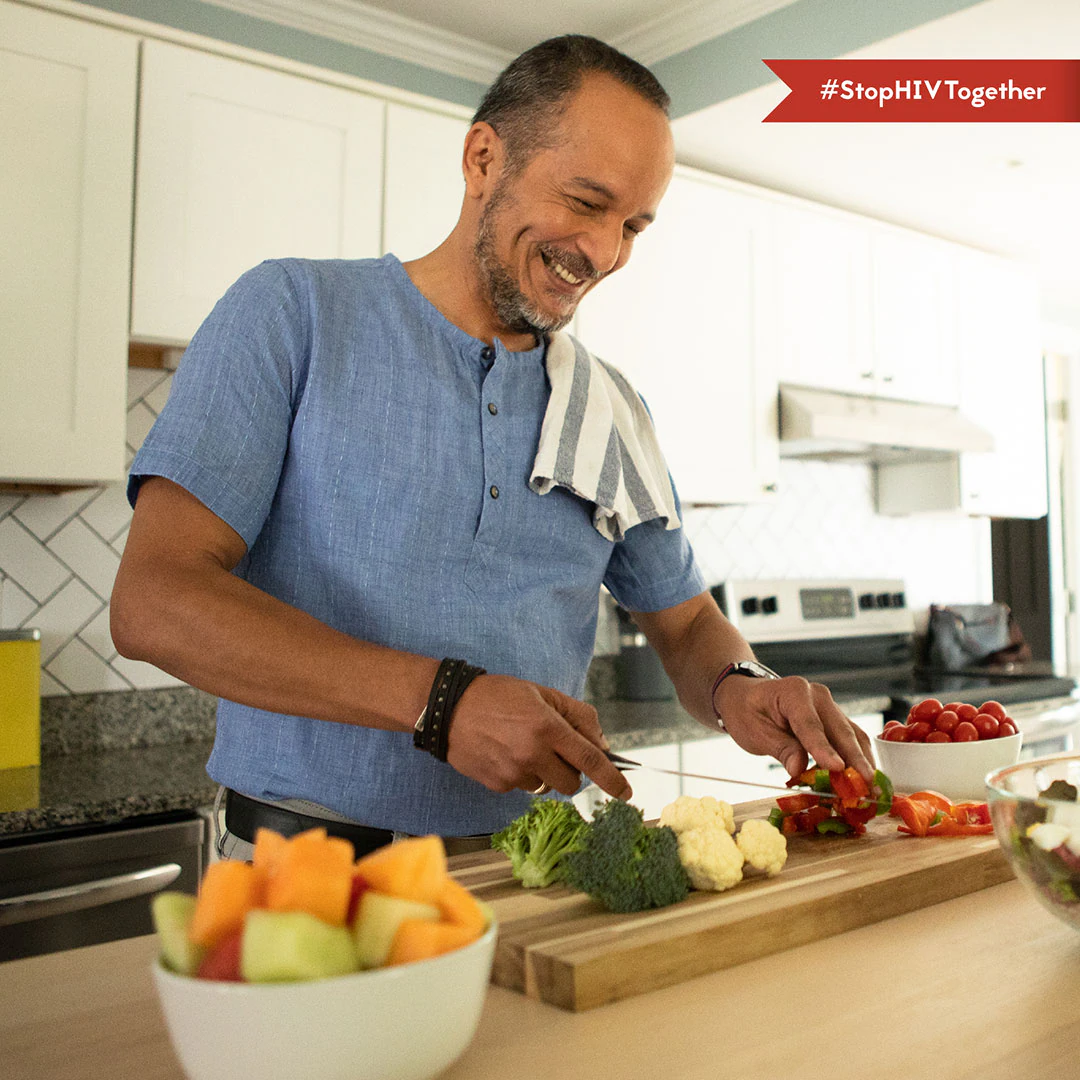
xmin=473 ymin=74 xmax=675 ymax=337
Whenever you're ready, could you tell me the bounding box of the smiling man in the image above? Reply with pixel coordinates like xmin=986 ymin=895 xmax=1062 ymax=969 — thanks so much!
xmin=112 ymin=35 xmax=873 ymax=857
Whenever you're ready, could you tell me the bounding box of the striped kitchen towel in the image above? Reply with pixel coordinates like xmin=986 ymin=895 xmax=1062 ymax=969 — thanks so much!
xmin=530 ymin=331 xmax=681 ymax=542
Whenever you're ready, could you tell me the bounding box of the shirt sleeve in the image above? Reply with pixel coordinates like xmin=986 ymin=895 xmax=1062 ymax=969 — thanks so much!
xmin=602 ymin=477 xmax=706 ymax=613
xmin=127 ymin=260 xmax=307 ymax=549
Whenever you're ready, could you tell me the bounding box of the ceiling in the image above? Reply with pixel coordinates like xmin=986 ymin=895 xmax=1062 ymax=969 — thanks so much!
xmin=215 ymin=0 xmax=1080 ymax=331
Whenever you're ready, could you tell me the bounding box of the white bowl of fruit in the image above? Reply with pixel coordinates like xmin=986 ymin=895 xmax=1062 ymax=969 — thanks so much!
xmin=151 ymin=828 xmax=496 ymax=1080
xmin=875 ymin=698 xmax=1022 ymax=801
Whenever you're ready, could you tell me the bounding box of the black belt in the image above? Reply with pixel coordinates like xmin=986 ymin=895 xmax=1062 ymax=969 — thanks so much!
xmin=223 ymin=789 xmax=492 ymax=857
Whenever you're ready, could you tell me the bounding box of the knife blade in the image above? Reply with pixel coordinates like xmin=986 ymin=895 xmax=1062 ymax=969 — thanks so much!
xmin=604 ymin=750 xmax=872 ymax=802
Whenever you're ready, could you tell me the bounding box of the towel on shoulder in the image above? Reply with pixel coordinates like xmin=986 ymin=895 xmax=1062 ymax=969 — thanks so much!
xmin=530 ymin=331 xmax=681 ymax=542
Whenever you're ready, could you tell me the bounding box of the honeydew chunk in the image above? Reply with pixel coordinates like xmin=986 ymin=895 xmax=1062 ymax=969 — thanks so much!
xmin=352 ymin=891 xmax=440 ymax=969
xmin=151 ymin=891 xmax=206 ymax=975
xmin=241 ymin=909 xmax=358 ymax=982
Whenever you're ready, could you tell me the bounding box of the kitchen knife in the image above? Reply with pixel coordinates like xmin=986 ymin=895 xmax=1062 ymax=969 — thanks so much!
xmin=604 ymin=750 xmax=873 ymax=802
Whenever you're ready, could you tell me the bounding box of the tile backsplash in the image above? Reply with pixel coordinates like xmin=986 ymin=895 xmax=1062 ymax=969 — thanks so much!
xmin=0 ymin=369 xmax=184 ymax=696
xmin=1 ymin=372 xmax=990 ymax=696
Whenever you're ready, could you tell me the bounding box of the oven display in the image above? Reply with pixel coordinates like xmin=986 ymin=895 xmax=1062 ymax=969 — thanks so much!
xmin=800 ymin=587 xmax=855 ymax=621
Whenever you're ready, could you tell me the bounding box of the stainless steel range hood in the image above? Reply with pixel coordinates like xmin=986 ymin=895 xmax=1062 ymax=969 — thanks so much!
xmin=778 ymin=384 xmax=994 ymax=463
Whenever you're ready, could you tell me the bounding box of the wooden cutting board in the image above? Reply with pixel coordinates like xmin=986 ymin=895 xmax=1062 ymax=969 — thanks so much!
xmin=448 ymin=799 xmax=1014 ymax=1011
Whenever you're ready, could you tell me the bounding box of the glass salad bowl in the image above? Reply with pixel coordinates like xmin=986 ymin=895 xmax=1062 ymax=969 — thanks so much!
xmin=985 ymin=753 xmax=1080 ymax=932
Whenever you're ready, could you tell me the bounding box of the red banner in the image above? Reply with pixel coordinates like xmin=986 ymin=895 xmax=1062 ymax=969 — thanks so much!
xmin=762 ymin=59 xmax=1080 ymax=122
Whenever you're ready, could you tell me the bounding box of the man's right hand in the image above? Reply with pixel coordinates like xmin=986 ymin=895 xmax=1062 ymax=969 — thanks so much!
xmin=444 ymin=674 xmax=633 ymax=802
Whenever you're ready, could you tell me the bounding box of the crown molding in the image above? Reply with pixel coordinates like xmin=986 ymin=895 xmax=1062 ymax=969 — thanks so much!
xmin=611 ymin=0 xmax=800 ymax=66
xmin=204 ymin=0 xmax=513 ymax=84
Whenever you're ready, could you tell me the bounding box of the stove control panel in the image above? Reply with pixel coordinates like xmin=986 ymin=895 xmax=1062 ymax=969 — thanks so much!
xmin=715 ymin=578 xmax=914 ymax=643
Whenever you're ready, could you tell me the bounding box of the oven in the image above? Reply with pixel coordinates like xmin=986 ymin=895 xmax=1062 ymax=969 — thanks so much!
xmin=713 ymin=577 xmax=1080 ymax=758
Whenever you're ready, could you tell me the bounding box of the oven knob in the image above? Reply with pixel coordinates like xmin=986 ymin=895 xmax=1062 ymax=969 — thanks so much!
xmin=761 ymin=596 xmax=779 ymax=615
xmin=858 ymin=593 xmax=875 ymax=610
xmin=876 ymin=593 xmax=892 ymax=608
xmin=741 ymin=597 xmax=760 ymax=616
xmin=891 ymin=592 xmax=905 ymax=608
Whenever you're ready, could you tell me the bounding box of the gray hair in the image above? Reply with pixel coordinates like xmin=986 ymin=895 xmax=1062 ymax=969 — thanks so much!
xmin=472 ymin=35 xmax=670 ymax=176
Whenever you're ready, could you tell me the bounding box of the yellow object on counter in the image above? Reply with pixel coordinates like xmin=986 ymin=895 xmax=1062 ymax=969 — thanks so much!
xmin=0 ymin=629 xmax=41 ymax=769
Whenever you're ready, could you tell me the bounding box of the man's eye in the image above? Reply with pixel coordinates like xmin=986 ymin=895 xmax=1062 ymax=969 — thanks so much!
xmin=624 ymin=223 xmax=643 ymax=236
xmin=572 ymin=197 xmax=599 ymax=211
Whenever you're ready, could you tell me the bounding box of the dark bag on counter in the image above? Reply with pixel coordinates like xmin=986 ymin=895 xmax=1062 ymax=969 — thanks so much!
xmin=924 ymin=603 xmax=1032 ymax=671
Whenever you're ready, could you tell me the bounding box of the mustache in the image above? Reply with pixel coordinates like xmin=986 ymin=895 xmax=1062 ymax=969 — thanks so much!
xmin=540 ymin=245 xmax=603 ymax=282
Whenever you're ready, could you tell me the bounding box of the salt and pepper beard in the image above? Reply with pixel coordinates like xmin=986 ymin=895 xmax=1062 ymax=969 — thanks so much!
xmin=473 ymin=178 xmax=599 ymax=337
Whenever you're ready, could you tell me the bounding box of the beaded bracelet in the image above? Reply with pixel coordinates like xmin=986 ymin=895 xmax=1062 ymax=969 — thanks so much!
xmin=412 ymin=658 xmax=486 ymax=762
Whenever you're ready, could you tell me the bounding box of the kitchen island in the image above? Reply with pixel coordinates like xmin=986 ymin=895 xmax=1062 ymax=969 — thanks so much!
xmin=3 ymin=878 xmax=1077 ymax=1080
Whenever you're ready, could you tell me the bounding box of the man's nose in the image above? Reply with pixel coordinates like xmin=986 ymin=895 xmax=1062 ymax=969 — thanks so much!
xmin=577 ymin=219 xmax=625 ymax=277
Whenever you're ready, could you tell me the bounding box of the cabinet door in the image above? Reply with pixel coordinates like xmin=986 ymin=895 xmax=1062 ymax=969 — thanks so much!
xmin=871 ymin=231 xmax=958 ymax=406
xmin=131 ymin=40 xmax=384 ymax=345
xmin=572 ymin=743 xmax=680 ymax=822
xmin=383 ymin=104 xmax=468 ymax=261
xmin=0 ymin=3 xmax=136 ymax=484
xmin=772 ymin=204 xmax=874 ymax=397
xmin=680 ymin=737 xmax=786 ymax=804
xmin=574 ymin=170 xmax=779 ymax=505
xmin=956 ymin=253 xmax=1047 ymax=518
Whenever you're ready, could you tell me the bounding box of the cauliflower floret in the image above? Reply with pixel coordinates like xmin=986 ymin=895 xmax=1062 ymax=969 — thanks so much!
xmin=659 ymin=795 xmax=735 ymax=837
xmin=736 ymin=818 xmax=788 ymax=877
xmin=676 ymin=826 xmax=744 ymax=892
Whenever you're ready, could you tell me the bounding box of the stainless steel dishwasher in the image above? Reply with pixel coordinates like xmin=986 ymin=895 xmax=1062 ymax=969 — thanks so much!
xmin=0 ymin=810 xmax=206 ymax=962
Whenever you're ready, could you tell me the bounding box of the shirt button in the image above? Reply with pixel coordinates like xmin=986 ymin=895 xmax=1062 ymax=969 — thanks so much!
xmin=487 ymin=402 xmax=498 ymax=416
xmin=480 ymin=346 xmax=495 ymax=362
xmin=489 ymin=485 xmax=500 ymax=499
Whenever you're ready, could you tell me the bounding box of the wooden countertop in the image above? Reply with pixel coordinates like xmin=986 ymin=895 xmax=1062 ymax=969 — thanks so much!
xmin=3 ymin=880 xmax=1078 ymax=1080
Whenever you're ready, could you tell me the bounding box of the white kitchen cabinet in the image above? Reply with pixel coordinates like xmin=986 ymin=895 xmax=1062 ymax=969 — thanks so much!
xmin=0 ymin=2 xmax=136 ymax=485
xmin=131 ymin=40 xmax=385 ymax=345
xmin=574 ymin=168 xmax=779 ymax=505
xmin=773 ymin=203 xmax=874 ymax=397
xmin=382 ymin=104 xmax=469 ymax=261
xmin=870 ymin=231 xmax=958 ymax=406
xmin=680 ymin=736 xmax=787 ymax=804
xmin=877 ymin=252 xmax=1047 ymax=518
xmin=573 ymin=743 xmax=680 ymax=822
xmin=773 ymin=202 xmax=959 ymax=406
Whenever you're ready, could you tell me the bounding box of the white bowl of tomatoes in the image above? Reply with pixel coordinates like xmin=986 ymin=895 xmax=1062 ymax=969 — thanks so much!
xmin=875 ymin=699 xmax=1022 ymax=802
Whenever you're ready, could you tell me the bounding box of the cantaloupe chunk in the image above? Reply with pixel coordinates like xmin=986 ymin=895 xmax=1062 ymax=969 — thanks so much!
xmin=386 ymin=918 xmax=479 ymax=966
xmin=252 ymin=827 xmax=291 ymax=877
xmin=435 ymin=874 xmax=486 ymax=935
xmin=353 ymin=835 xmax=447 ymax=904
xmin=189 ymin=859 xmax=261 ymax=948
xmin=264 ymin=831 xmax=355 ymax=926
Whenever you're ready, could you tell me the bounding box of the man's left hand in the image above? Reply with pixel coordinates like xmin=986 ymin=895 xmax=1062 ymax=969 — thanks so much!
xmin=713 ymin=674 xmax=875 ymax=783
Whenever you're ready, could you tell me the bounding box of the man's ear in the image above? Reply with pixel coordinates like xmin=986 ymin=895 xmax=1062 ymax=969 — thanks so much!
xmin=462 ymin=121 xmax=504 ymax=199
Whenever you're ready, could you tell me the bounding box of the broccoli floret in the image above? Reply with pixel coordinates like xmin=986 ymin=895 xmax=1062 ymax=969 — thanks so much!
xmin=562 ymin=799 xmax=691 ymax=913
xmin=491 ymin=797 xmax=588 ymax=888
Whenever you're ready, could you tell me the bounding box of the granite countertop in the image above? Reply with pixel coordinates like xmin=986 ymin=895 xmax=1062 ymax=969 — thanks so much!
xmin=0 ymin=688 xmax=218 ymax=838
xmin=0 ymin=678 xmax=890 ymax=838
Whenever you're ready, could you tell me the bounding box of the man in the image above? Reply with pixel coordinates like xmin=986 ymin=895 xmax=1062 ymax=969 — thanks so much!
xmin=111 ymin=36 xmax=873 ymax=855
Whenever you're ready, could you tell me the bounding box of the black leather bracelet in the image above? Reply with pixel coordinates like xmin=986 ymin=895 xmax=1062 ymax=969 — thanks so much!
xmin=413 ymin=658 xmax=485 ymax=762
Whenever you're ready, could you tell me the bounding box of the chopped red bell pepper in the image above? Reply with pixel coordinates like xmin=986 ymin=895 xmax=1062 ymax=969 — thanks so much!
xmin=949 ymin=801 xmax=992 ymax=827
xmin=924 ymin=817 xmax=994 ymax=837
xmin=893 ymin=794 xmax=994 ymax=837
xmin=830 ymin=767 xmax=871 ymax=801
xmin=892 ymin=795 xmax=938 ymax=837
xmin=776 ymin=793 xmax=821 ymax=814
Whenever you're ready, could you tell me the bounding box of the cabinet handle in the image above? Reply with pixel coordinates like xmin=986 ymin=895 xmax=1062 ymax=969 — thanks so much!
xmin=0 ymin=863 xmax=182 ymax=926
xmin=763 ymin=483 xmax=778 ymax=493
xmin=882 ymin=375 xmax=894 ymax=383
xmin=860 ymin=371 xmax=874 ymax=379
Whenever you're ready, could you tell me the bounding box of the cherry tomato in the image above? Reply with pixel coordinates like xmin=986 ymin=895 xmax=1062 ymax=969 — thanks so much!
xmin=953 ymin=721 xmax=979 ymax=742
xmin=943 ymin=702 xmax=964 ymax=713
xmin=909 ymin=699 xmax=943 ymax=724
xmin=998 ymin=720 xmax=1018 ymax=738
xmin=925 ymin=730 xmax=951 ymax=743
xmin=883 ymin=724 xmax=910 ymax=742
xmin=973 ymin=713 xmax=1000 ymax=740
xmin=934 ymin=709 xmax=960 ymax=735
xmin=908 ymin=721 xmax=933 ymax=742
xmin=955 ymin=703 xmax=979 ymax=722
xmin=979 ymin=701 xmax=1008 ymax=722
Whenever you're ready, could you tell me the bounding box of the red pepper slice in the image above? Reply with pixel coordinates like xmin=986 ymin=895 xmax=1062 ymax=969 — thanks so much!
xmin=892 ymin=795 xmax=937 ymax=837
xmin=830 ymin=767 xmax=870 ymax=801
xmin=839 ymin=803 xmax=877 ymax=828
xmin=949 ymin=801 xmax=992 ymax=826
xmin=925 ymin=817 xmax=994 ymax=837
xmin=777 ymin=793 xmax=821 ymax=814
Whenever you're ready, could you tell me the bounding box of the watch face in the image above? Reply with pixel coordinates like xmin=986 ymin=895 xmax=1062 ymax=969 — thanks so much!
xmin=741 ymin=661 xmax=780 ymax=679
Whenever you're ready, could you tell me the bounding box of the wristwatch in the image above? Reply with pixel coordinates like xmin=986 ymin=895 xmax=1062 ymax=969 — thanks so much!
xmin=710 ymin=659 xmax=781 ymax=722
